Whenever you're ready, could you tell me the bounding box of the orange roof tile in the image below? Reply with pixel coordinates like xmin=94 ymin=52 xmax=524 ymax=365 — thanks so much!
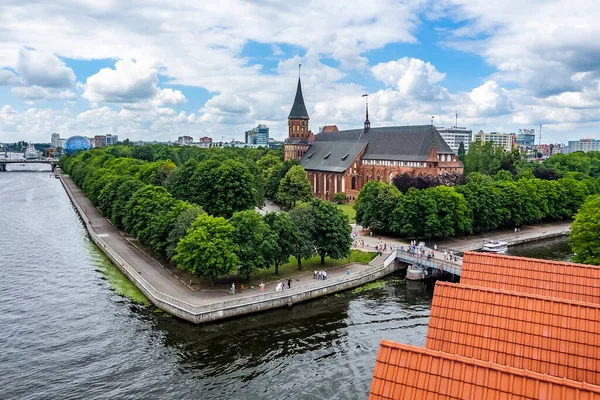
xmin=426 ymin=282 xmax=600 ymax=385
xmin=461 ymin=252 xmax=600 ymax=304
xmin=369 ymin=340 xmax=600 ymax=400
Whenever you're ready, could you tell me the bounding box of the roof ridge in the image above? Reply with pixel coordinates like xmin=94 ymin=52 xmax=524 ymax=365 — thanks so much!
xmin=434 ymin=281 xmax=600 ymax=308
xmin=378 ymin=340 xmax=600 ymax=392
xmin=463 ymin=251 xmax=600 ymax=270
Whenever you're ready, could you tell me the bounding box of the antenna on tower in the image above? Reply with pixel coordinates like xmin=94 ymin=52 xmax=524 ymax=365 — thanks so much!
xmin=539 ymin=124 xmax=542 ymax=146
xmin=298 ymin=63 xmax=301 ymax=78
xmin=455 ymin=113 xmax=458 ymax=128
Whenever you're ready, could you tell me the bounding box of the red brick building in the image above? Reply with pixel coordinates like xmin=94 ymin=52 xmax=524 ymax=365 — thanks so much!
xmin=284 ymin=78 xmax=464 ymax=202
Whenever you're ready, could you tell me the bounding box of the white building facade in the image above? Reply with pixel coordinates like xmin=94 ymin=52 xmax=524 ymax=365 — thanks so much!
xmin=436 ymin=127 xmax=473 ymax=153
xmin=474 ymin=130 xmax=516 ymax=152
xmin=568 ymin=139 xmax=600 ymax=153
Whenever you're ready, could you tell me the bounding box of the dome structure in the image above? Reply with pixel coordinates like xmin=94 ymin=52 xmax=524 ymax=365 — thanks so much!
xmin=64 ymin=136 xmax=91 ymax=154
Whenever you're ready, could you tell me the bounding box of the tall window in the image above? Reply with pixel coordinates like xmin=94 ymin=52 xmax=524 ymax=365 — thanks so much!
xmin=377 ymin=172 xmax=381 ymax=181
xmin=351 ymin=176 xmax=356 ymax=190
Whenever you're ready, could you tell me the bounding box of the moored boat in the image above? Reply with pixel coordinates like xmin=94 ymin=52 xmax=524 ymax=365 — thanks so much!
xmin=481 ymin=240 xmax=508 ymax=253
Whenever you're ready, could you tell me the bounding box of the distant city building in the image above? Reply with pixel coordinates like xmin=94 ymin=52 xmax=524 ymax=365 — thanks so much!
xmin=58 ymin=138 xmax=66 ymax=148
xmin=178 ymin=135 xmax=193 ymax=145
xmin=101 ymin=134 xmax=118 ymax=147
xmin=245 ymin=124 xmax=270 ymax=146
xmin=516 ymin=129 xmax=536 ymax=153
xmin=437 ymin=127 xmax=473 ymax=153
xmin=93 ymin=135 xmax=103 ymax=148
xmin=474 ymin=130 xmax=516 ymax=152
xmin=190 ymin=136 xmax=212 ymax=148
xmin=568 ymin=139 xmax=600 ymax=153
xmin=51 ymin=133 xmax=61 ymax=148
xmin=268 ymin=138 xmax=283 ymax=149
xmin=64 ymin=136 xmax=92 ymax=154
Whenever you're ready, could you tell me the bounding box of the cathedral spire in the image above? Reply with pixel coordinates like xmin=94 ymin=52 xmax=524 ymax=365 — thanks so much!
xmin=288 ymin=68 xmax=310 ymax=120
xmin=362 ymin=93 xmax=370 ymax=131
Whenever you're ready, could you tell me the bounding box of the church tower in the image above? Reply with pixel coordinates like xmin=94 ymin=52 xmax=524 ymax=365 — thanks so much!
xmin=284 ymin=72 xmax=311 ymax=161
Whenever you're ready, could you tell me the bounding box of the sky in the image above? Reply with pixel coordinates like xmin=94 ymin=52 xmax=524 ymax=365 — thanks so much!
xmin=1 ymin=0 xmax=599 ymax=144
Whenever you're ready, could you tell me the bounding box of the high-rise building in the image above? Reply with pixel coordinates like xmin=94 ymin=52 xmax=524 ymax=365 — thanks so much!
xmin=568 ymin=139 xmax=600 ymax=153
xmin=101 ymin=134 xmax=118 ymax=146
xmin=516 ymin=129 xmax=536 ymax=154
xmin=177 ymin=136 xmax=193 ymax=145
xmin=474 ymin=130 xmax=516 ymax=152
xmin=437 ymin=127 xmax=473 ymax=153
xmin=245 ymin=124 xmax=270 ymax=146
xmin=51 ymin=133 xmax=61 ymax=148
xmin=93 ymin=135 xmax=104 ymax=148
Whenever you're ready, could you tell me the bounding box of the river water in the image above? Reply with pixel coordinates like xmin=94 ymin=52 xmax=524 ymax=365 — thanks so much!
xmin=0 ymin=170 xmax=574 ymax=400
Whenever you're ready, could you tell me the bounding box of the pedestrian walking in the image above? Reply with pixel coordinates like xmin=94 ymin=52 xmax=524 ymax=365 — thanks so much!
xmin=323 ymin=271 xmax=327 ymax=280
xmin=288 ymin=278 xmax=292 ymax=289
xmin=313 ymin=270 xmax=317 ymax=279
xmin=434 ymin=244 xmax=437 ymax=251
xmin=318 ymin=271 xmax=322 ymax=280
xmin=230 ymin=282 xmax=235 ymax=295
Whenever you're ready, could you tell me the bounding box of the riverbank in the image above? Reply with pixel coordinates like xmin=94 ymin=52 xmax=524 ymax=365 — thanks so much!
xmin=59 ymin=174 xmax=399 ymax=324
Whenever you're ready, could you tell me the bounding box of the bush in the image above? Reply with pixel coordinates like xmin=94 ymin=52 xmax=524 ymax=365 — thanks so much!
xmin=333 ymin=192 xmax=346 ymax=203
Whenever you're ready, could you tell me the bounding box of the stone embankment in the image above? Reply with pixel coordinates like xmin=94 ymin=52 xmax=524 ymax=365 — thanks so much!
xmin=59 ymin=174 xmax=400 ymax=324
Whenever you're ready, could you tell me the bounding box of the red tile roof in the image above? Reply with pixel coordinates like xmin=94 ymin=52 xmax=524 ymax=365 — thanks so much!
xmin=426 ymin=282 xmax=600 ymax=385
xmin=369 ymin=340 xmax=600 ymax=400
xmin=461 ymin=252 xmax=600 ymax=304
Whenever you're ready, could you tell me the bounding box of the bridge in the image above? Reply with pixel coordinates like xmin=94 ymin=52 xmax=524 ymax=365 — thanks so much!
xmin=0 ymin=158 xmax=59 ymax=172
xmin=396 ymin=250 xmax=462 ymax=276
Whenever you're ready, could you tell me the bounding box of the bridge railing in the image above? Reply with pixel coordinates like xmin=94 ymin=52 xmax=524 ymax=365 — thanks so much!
xmin=396 ymin=251 xmax=462 ymax=276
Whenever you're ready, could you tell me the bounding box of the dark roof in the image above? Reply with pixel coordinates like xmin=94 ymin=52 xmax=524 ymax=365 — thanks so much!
xmin=313 ymin=125 xmax=455 ymax=162
xmin=299 ymin=140 xmax=367 ymax=173
xmin=288 ymin=78 xmax=309 ymax=120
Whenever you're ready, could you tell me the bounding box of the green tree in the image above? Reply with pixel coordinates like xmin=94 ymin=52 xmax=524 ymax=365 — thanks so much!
xmin=123 ymin=185 xmax=175 ymax=242
xmin=192 ymin=159 xmax=259 ymax=218
xmin=111 ymin=179 xmax=144 ymax=227
xmin=277 ymin=165 xmax=312 ymax=207
xmin=132 ymin=145 xmax=155 ymax=161
xmin=264 ymin=212 xmax=298 ymax=273
xmin=457 ymin=141 xmax=466 ymax=164
xmin=166 ymin=160 xmax=198 ymax=202
xmin=309 ymin=199 xmax=352 ymax=264
xmin=288 ymin=204 xmax=316 ymax=269
xmin=265 ymin=159 xmax=300 ymax=199
xmin=355 ymin=181 xmax=401 ymax=232
xmin=230 ymin=210 xmax=278 ymax=278
xmin=570 ymin=195 xmax=600 ymax=265
xmin=98 ymin=175 xmax=130 ymax=217
xmin=166 ymin=205 xmax=206 ymax=259
xmin=256 ymin=153 xmax=282 ymax=178
xmin=173 ymin=215 xmax=239 ymax=283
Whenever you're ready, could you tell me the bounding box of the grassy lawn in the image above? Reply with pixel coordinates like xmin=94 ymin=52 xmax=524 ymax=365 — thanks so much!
xmin=337 ymin=203 xmax=356 ymax=223
xmin=242 ymin=249 xmax=376 ymax=284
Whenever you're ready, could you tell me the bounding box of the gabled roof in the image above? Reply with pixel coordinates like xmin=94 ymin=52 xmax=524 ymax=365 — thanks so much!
xmin=426 ymin=282 xmax=600 ymax=385
xmin=461 ymin=252 xmax=600 ymax=304
xmin=370 ymin=340 xmax=600 ymax=400
xmin=288 ymin=78 xmax=310 ymax=120
xmin=315 ymin=125 xmax=455 ymax=160
xmin=299 ymin=139 xmax=367 ymax=172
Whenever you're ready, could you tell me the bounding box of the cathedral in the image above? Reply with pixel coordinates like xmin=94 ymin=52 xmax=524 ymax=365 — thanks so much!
xmin=284 ymin=78 xmax=464 ymax=202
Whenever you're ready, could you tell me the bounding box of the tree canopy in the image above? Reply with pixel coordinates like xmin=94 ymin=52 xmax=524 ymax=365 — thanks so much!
xmin=570 ymin=195 xmax=600 ymax=265
xmin=277 ymin=165 xmax=312 ymax=207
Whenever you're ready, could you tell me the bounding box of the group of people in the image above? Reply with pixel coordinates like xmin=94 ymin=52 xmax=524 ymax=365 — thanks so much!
xmin=443 ymin=250 xmax=458 ymax=262
xmin=313 ymin=270 xmax=328 ymax=280
xmin=275 ymin=279 xmax=293 ymax=291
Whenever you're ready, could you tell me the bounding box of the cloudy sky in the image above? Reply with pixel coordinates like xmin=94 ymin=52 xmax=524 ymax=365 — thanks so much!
xmin=1 ymin=0 xmax=599 ymax=144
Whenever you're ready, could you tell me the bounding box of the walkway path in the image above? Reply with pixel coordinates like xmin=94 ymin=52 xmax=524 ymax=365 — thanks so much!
xmin=61 ymin=175 xmax=376 ymax=307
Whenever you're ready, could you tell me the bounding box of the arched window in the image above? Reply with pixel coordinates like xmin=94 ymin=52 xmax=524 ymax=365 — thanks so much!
xmin=377 ymin=171 xmax=381 ymax=181
xmin=351 ymin=176 xmax=356 ymax=190
xmin=389 ymin=173 xmax=394 ymax=183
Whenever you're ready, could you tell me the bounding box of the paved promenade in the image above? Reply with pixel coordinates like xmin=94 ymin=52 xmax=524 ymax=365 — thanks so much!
xmin=61 ymin=175 xmax=378 ymax=308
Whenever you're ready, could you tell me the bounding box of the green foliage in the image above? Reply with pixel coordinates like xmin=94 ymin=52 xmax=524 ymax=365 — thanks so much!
xmin=277 ymin=165 xmax=312 ymax=207
xmin=230 ymin=210 xmax=279 ymax=277
xmin=355 ymin=181 xmax=401 ymax=232
xmin=288 ymin=204 xmax=316 ymax=269
xmin=191 ymin=158 xmax=260 ymax=218
xmin=333 ymin=192 xmax=346 ymax=203
xmin=265 ymin=159 xmax=300 ymax=199
xmin=464 ymin=140 xmax=504 ymax=176
xmin=131 ymin=146 xmax=155 ymax=162
xmin=457 ymin=141 xmax=466 ymax=164
xmin=570 ymin=195 xmax=600 ymax=265
xmin=173 ymin=214 xmax=239 ymax=282
xmin=309 ymin=199 xmax=352 ymax=264
xmin=111 ymin=179 xmax=144 ymax=227
xmin=391 ymin=186 xmax=471 ymax=238
xmin=166 ymin=205 xmax=206 ymax=259
xmin=264 ymin=212 xmax=298 ymax=273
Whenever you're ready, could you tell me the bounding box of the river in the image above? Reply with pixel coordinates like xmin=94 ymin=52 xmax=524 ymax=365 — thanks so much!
xmin=0 ymin=170 xmax=574 ymax=400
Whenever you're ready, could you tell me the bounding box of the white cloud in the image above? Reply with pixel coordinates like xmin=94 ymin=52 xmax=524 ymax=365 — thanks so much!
xmin=466 ymin=81 xmax=514 ymax=117
xmin=0 ymin=69 xmax=19 ymax=86
xmin=371 ymin=57 xmax=449 ymax=100
xmin=15 ymin=48 xmax=76 ymax=88
xmin=11 ymin=86 xmax=76 ymax=101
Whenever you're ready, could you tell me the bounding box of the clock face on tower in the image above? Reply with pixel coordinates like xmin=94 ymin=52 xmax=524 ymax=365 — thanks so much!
xmin=288 ymin=120 xmax=292 ymax=126
xmin=301 ymin=121 xmax=305 ymax=127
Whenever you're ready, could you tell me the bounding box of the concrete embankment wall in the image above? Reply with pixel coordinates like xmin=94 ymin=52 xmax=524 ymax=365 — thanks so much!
xmin=59 ymin=175 xmax=399 ymax=324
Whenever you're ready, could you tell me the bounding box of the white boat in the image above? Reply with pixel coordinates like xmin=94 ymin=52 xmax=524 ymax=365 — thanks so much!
xmin=481 ymin=240 xmax=508 ymax=253
xmin=24 ymin=143 xmax=40 ymax=160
